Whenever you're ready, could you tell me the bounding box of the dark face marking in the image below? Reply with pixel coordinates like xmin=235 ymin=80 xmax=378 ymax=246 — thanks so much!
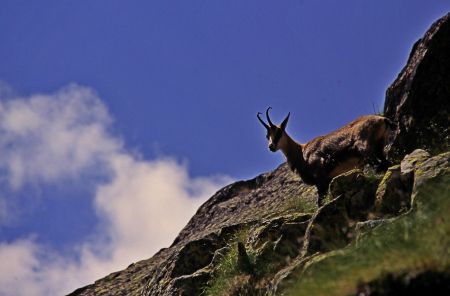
xmin=257 ymin=109 xmax=290 ymax=152
xmin=273 ymin=129 xmax=283 ymax=144
xmin=268 ymin=127 xmax=283 ymax=152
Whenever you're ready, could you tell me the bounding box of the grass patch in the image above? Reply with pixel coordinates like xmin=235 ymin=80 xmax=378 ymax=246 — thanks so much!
xmin=285 ymin=175 xmax=450 ymax=296
xmin=282 ymin=191 xmax=317 ymax=214
xmin=204 ymin=228 xmax=253 ymax=296
xmin=362 ymin=165 xmax=384 ymax=183
xmin=204 ymin=226 xmax=277 ymax=295
xmin=204 ymin=245 xmax=240 ymax=296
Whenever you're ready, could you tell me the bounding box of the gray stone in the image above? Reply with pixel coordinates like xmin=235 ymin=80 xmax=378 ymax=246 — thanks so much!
xmin=384 ymin=13 xmax=450 ymax=161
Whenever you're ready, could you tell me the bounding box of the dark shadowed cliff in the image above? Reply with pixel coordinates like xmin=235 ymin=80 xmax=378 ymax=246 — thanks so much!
xmin=384 ymin=13 xmax=450 ymax=160
xmin=69 ymin=13 xmax=450 ymax=296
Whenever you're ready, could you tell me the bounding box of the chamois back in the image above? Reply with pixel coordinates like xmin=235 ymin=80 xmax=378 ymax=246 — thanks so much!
xmin=302 ymin=115 xmax=393 ymax=184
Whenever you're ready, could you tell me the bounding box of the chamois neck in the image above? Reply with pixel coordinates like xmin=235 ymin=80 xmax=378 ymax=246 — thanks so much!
xmin=280 ymin=134 xmax=315 ymax=184
xmin=280 ymin=134 xmax=305 ymax=168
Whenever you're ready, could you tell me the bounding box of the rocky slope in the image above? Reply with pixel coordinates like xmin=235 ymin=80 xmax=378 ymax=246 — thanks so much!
xmin=69 ymin=13 xmax=450 ymax=296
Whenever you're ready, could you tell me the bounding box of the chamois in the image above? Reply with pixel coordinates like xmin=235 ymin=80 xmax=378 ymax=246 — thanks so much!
xmin=257 ymin=107 xmax=394 ymax=206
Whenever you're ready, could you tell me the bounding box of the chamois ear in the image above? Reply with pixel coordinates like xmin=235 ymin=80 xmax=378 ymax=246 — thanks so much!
xmin=280 ymin=112 xmax=290 ymax=131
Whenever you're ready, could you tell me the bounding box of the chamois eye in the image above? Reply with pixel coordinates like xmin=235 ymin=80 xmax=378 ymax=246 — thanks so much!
xmin=266 ymin=134 xmax=270 ymax=140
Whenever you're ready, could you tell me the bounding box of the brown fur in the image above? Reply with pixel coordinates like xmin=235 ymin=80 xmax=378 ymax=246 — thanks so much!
xmin=261 ymin=113 xmax=395 ymax=205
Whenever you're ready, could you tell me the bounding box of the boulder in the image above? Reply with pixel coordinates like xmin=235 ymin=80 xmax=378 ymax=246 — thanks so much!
xmin=374 ymin=149 xmax=430 ymax=216
xmin=384 ymin=13 xmax=450 ymax=161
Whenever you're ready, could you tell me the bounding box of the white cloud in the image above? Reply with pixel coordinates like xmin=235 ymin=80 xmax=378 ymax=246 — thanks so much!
xmin=0 ymin=84 xmax=231 ymax=296
xmin=0 ymin=198 xmax=8 ymax=225
xmin=0 ymin=84 xmax=118 ymax=188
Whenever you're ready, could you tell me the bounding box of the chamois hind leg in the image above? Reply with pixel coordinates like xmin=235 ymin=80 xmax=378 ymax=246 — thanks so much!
xmin=373 ymin=141 xmax=391 ymax=172
xmin=355 ymin=141 xmax=384 ymax=170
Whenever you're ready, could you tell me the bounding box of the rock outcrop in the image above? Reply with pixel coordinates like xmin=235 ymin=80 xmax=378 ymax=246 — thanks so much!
xmin=69 ymin=13 xmax=450 ymax=296
xmin=384 ymin=12 xmax=450 ymax=161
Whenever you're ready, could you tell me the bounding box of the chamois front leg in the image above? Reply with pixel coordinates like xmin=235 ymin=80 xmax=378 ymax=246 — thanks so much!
xmin=374 ymin=157 xmax=390 ymax=172
xmin=362 ymin=147 xmax=390 ymax=172
xmin=316 ymin=182 xmax=329 ymax=207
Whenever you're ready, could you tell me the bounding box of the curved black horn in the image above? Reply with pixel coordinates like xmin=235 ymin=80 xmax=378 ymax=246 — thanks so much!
xmin=257 ymin=112 xmax=270 ymax=130
xmin=266 ymin=107 xmax=274 ymax=127
xmin=280 ymin=112 xmax=290 ymax=130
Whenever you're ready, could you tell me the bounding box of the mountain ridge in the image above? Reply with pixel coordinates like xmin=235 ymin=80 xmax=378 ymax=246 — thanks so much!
xmin=69 ymin=13 xmax=450 ymax=296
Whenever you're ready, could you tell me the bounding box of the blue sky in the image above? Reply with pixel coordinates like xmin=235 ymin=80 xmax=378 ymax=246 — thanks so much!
xmin=0 ymin=1 xmax=448 ymax=295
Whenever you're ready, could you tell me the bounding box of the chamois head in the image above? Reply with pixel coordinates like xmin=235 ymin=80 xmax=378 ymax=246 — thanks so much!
xmin=257 ymin=107 xmax=290 ymax=152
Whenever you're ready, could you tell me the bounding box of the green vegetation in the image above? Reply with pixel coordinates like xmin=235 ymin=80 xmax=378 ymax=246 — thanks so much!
xmin=286 ymin=175 xmax=450 ymax=296
xmin=362 ymin=165 xmax=384 ymax=183
xmin=371 ymin=101 xmax=384 ymax=116
xmin=283 ymin=192 xmax=317 ymax=214
xmin=204 ymin=227 xmax=279 ymax=295
xmin=204 ymin=244 xmax=240 ymax=296
xmin=204 ymin=228 xmax=253 ymax=296
xmin=204 ymin=154 xmax=449 ymax=296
